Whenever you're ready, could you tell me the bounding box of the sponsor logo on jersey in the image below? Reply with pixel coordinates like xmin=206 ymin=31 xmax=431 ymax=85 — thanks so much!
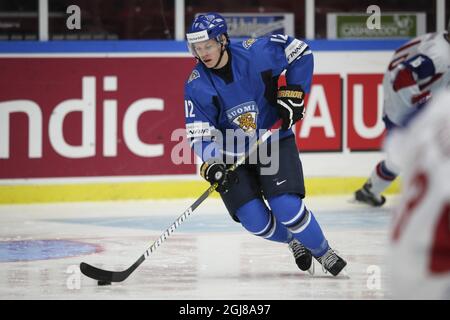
xmin=188 ymin=70 xmax=200 ymax=83
xmin=242 ymin=38 xmax=257 ymax=49
xmin=226 ymin=101 xmax=259 ymax=133
xmin=186 ymin=121 xmax=211 ymax=138
xmin=285 ymin=39 xmax=308 ymax=64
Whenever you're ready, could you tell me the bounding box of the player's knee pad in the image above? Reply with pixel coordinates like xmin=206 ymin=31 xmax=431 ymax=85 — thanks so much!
xmin=269 ymin=194 xmax=309 ymax=231
xmin=236 ymin=199 xmax=290 ymax=242
xmin=236 ymin=199 xmax=275 ymax=237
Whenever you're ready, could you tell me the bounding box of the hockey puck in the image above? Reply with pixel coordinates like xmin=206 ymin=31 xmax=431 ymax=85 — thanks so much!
xmin=97 ymin=280 xmax=112 ymax=286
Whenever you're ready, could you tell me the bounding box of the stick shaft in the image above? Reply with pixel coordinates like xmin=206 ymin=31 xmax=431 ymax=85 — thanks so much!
xmin=80 ymin=121 xmax=281 ymax=282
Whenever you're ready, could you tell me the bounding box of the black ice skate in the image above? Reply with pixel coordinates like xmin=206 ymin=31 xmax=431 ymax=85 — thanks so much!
xmin=288 ymin=239 xmax=313 ymax=274
xmin=354 ymin=182 xmax=386 ymax=207
xmin=315 ymin=248 xmax=347 ymax=276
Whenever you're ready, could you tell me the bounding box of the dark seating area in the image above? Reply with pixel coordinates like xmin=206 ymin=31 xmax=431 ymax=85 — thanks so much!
xmin=0 ymin=0 xmax=446 ymax=40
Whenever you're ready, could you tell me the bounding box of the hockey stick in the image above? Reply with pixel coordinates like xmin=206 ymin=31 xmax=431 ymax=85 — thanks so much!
xmin=80 ymin=120 xmax=282 ymax=283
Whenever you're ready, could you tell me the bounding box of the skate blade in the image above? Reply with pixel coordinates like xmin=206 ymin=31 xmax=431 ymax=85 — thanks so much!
xmin=334 ymin=266 xmax=350 ymax=278
xmin=307 ymin=261 xmax=315 ymax=276
xmin=348 ymin=197 xmax=364 ymax=204
xmin=340 ymin=267 xmax=349 ymax=277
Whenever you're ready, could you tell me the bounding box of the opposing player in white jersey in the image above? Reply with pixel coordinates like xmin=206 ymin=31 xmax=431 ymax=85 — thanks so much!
xmin=354 ymin=22 xmax=450 ymax=206
xmin=385 ymin=88 xmax=450 ymax=299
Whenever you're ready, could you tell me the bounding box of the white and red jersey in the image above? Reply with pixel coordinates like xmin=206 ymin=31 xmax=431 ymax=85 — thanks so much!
xmin=383 ymin=32 xmax=450 ymax=126
xmin=385 ymin=89 xmax=450 ymax=299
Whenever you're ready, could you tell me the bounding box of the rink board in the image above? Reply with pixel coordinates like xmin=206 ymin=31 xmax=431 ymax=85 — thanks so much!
xmin=0 ymin=40 xmax=405 ymax=203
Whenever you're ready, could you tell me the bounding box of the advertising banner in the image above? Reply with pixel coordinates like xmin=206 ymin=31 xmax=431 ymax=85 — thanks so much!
xmin=0 ymin=57 xmax=196 ymax=178
xmin=346 ymin=74 xmax=386 ymax=151
xmin=0 ymin=55 xmax=387 ymax=180
xmin=327 ymin=12 xmax=426 ymax=39
xmin=294 ymin=75 xmax=343 ymax=152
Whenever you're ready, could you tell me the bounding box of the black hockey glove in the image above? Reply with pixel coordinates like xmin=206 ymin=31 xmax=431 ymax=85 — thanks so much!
xmin=276 ymin=85 xmax=305 ymax=130
xmin=200 ymin=158 xmax=238 ymax=193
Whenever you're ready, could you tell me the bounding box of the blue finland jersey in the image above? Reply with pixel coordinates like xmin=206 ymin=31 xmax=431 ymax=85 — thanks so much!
xmin=184 ymin=35 xmax=314 ymax=162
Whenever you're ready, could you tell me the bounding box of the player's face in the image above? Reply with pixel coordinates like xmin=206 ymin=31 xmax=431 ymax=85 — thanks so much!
xmin=193 ymin=39 xmax=222 ymax=68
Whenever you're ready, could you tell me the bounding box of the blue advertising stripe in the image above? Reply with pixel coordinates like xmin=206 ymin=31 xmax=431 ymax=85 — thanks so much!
xmin=0 ymin=40 xmax=189 ymax=53
xmin=0 ymin=39 xmax=409 ymax=53
xmin=307 ymin=39 xmax=409 ymax=51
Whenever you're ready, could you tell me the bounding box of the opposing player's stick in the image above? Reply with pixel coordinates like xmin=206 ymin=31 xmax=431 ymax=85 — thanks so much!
xmin=80 ymin=121 xmax=282 ymax=283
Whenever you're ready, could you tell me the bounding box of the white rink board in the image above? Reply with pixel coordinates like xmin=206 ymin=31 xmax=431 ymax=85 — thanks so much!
xmin=314 ymin=51 xmax=392 ymax=74
xmin=301 ymin=151 xmax=385 ymax=177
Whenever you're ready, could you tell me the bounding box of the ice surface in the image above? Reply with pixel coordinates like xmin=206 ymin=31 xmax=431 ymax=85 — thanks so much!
xmin=0 ymin=196 xmax=396 ymax=299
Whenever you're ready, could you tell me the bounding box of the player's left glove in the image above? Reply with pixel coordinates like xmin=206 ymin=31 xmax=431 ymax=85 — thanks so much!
xmin=276 ymin=85 xmax=305 ymax=130
xmin=200 ymin=158 xmax=238 ymax=193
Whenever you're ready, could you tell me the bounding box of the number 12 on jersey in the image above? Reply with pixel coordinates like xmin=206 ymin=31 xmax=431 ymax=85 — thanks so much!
xmin=185 ymin=100 xmax=196 ymax=118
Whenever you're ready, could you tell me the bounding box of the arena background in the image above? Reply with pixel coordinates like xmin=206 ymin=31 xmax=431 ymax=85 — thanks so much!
xmin=1 ymin=0 xmax=448 ymax=203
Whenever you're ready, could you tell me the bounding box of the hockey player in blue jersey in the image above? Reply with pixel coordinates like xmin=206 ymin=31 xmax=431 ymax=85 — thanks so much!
xmin=184 ymin=13 xmax=347 ymax=276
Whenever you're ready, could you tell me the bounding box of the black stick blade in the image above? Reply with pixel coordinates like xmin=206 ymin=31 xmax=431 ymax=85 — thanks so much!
xmin=80 ymin=255 xmax=144 ymax=283
xmin=80 ymin=262 xmax=126 ymax=283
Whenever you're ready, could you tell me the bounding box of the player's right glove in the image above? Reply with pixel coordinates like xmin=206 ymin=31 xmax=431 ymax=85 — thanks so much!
xmin=200 ymin=158 xmax=237 ymax=193
xmin=276 ymin=85 xmax=305 ymax=130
